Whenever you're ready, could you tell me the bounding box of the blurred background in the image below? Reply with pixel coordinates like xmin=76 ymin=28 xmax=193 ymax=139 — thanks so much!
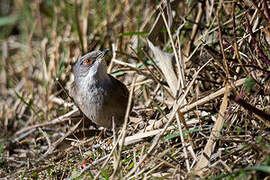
xmin=1 ymin=0 xmax=270 ymax=179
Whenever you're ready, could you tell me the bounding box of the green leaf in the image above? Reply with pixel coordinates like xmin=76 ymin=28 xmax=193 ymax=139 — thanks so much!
xmin=162 ymin=132 xmax=180 ymax=141
xmin=245 ymin=165 xmax=270 ymax=174
xmin=0 ymin=16 xmax=18 ymax=26
xmin=57 ymin=60 xmax=65 ymax=79
xmin=119 ymin=31 xmax=148 ymax=37
xmin=101 ymin=169 xmax=110 ymax=180
xmin=162 ymin=129 xmax=201 ymax=141
xmin=152 ymin=101 xmax=168 ymax=120
xmin=31 ymin=171 xmax=38 ymax=179
xmin=243 ymin=75 xmax=256 ymax=93
xmin=0 ymin=144 xmax=4 ymax=167
xmin=111 ymin=71 xmax=125 ymax=76
xmin=15 ymin=91 xmax=37 ymax=116
xmin=127 ymin=161 xmax=134 ymax=170
xmin=136 ymin=62 xmax=144 ymax=68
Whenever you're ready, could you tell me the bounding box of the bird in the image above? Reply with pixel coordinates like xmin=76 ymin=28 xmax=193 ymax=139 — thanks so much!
xmin=70 ymin=49 xmax=130 ymax=129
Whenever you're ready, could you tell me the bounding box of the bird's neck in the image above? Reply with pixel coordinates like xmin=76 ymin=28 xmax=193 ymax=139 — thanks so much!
xmin=75 ymin=60 xmax=110 ymax=88
xmin=93 ymin=60 xmax=109 ymax=81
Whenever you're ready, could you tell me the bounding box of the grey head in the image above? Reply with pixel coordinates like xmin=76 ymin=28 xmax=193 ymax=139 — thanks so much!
xmin=73 ymin=49 xmax=110 ymax=84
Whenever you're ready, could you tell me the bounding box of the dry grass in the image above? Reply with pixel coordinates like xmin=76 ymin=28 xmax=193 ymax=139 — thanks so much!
xmin=1 ymin=0 xmax=270 ymax=179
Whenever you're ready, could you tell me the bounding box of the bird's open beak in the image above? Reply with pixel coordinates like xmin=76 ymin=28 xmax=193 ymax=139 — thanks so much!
xmin=97 ymin=49 xmax=110 ymax=60
xmin=96 ymin=49 xmax=110 ymax=63
xmin=102 ymin=49 xmax=110 ymax=55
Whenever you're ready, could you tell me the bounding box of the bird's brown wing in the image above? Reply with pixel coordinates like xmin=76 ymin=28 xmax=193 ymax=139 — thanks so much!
xmin=108 ymin=74 xmax=129 ymax=99
xmin=103 ymin=75 xmax=131 ymax=126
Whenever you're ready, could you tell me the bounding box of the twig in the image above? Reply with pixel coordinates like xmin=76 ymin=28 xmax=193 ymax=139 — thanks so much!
xmin=217 ymin=3 xmax=230 ymax=78
xmin=125 ymin=59 xmax=210 ymax=178
xmin=246 ymin=15 xmax=270 ymax=66
xmin=43 ymin=119 xmax=82 ymax=156
xmin=14 ymin=108 xmax=78 ymax=136
xmin=263 ymin=0 xmax=270 ymax=22
xmin=195 ymin=83 xmax=230 ymax=176
xmin=93 ymin=75 xmax=136 ymax=179
xmin=130 ymin=46 xmax=175 ymax=99
xmin=111 ymin=74 xmax=136 ymax=178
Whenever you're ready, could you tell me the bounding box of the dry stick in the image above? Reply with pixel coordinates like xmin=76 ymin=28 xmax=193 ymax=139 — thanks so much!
xmin=148 ymin=0 xmax=180 ymax=42
xmin=14 ymin=108 xmax=78 ymax=136
xmin=177 ymin=109 xmax=196 ymax=149
xmin=194 ymin=84 xmax=230 ymax=176
xmin=112 ymin=58 xmax=136 ymax=68
xmin=229 ymin=95 xmax=270 ymax=127
xmin=144 ymin=79 xmax=245 ymax=132
xmin=132 ymin=149 xmax=138 ymax=178
xmin=125 ymin=60 xmax=210 ymax=178
xmin=246 ymin=16 xmax=270 ymax=66
xmin=178 ymin=109 xmax=196 ymax=149
xmin=217 ymin=4 xmax=231 ymax=79
xmin=144 ymin=80 xmax=245 ymax=133
xmin=176 ymin=18 xmax=187 ymax=89
xmin=113 ymin=51 xmax=167 ymax=86
xmin=116 ymin=50 xmax=161 ymax=69
xmin=161 ymin=7 xmax=196 ymax=153
xmin=93 ymin=75 xmax=136 ymax=180
xmin=141 ymin=48 xmax=165 ymax=82
xmin=245 ymin=0 xmax=270 ymax=26
xmin=111 ymin=117 xmax=118 ymax=176
xmin=43 ymin=119 xmax=82 ymax=156
xmin=111 ymin=75 xmax=136 ymax=178
xmin=232 ymin=1 xmax=249 ymax=75
xmin=1 ymin=41 xmax=8 ymax=97
xmin=13 ymin=129 xmax=36 ymax=143
xmin=160 ymin=7 xmax=182 ymax=94
xmin=204 ymin=46 xmax=227 ymax=79
xmin=107 ymin=43 xmax=117 ymax=73
xmin=184 ymin=2 xmax=203 ymax=59
xmin=129 ymin=47 xmax=175 ymax=99
xmin=175 ymin=112 xmax=190 ymax=172
xmin=180 ymin=78 xmax=245 ymax=114
xmin=195 ymin=10 xmax=246 ymax=45
xmin=81 ymin=0 xmax=90 ymax=53
xmin=123 ymin=126 xmax=177 ymax=145
xmin=136 ymin=144 xmax=146 ymax=178
xmin=237 ymin=7 xmax=260 ymax=49
xmin=132 ymin=163 xmax=160 ymax=180
xmin=38 ymin=127 xmax=52 ymax=153
xmin=165 ymin=0 xmax=172 ymax=29
xmin=263 ymin=0 xmax=270 ymax=22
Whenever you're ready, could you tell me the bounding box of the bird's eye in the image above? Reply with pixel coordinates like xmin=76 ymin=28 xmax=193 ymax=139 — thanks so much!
xmin=83 ymin=58 xmax=94 ymax=66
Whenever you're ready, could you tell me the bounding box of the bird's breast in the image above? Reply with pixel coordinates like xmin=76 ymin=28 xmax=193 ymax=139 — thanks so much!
xmin=74 ymin=79 xmax=107 ymax=120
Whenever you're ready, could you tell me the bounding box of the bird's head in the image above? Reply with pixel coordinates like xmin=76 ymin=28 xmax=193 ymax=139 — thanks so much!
xmin=73 ymin=49 xmax=109 ymax=82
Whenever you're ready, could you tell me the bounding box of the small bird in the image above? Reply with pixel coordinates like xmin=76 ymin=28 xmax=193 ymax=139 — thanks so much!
xmin=70 ymin=49 xmax=129 ymax=129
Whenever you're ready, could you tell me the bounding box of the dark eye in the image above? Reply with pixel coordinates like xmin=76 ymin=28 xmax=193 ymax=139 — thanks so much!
xmin=83 ymin=58 xmax=94 ymax=66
